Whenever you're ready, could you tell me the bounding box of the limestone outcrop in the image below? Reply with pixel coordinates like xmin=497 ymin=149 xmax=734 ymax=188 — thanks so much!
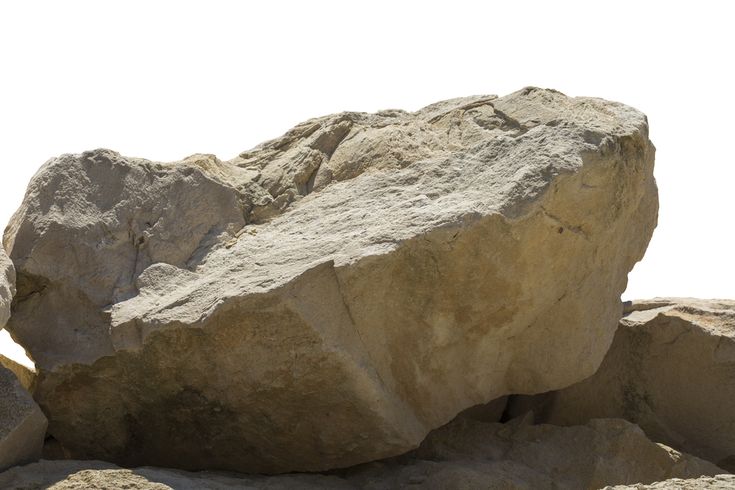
xmin=0 ymin=417 xmax=723 ymax=489
xmin=509 ymin=299 xmax=735 ymax=472
xmin=3 ymin=88 xmax=658 ymax=472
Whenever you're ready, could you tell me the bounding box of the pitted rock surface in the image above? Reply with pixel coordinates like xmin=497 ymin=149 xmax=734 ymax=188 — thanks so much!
xmin=4 ymin=88 xmax=658 ymax=472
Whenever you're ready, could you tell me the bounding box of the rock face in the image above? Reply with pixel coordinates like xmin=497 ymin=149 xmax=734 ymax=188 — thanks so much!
xmin=3 ymin=88 xmax=658 ymax=473
xmin=0 ymin=246 xmax=13 ymax=330
xmin=511 ymin=299 xmax=735 ymax=472
xmin=0 ymin=366 xmax=47 ymax=472
xmin=1 ymin=245 xmax=46 ymax=471
xmin=0 ymin=418 xmax=723 ymax=490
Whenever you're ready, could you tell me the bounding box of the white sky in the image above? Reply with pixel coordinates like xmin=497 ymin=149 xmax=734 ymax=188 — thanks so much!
xmin=0 ymin=0 xmax=733 ymax=302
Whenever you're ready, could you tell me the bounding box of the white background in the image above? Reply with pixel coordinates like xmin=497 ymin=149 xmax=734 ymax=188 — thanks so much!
xmin=0 ymin=1 xmax=733 ymax=300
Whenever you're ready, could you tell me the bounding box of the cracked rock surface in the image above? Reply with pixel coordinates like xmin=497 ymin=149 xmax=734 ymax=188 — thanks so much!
xmin=510 ymin=299 xmax=735 ymax=473
xmin=3 ymin=87 xmax=658 ymax=473
xmin=1 ymin=245 xmax=47 ymax=472
xmin=0 ymin=246 xmax=13 ymax=330
xmin=0 ymin=366 xmax=47 ymax=472
xmin=0 ymin=417 xmax=723 ymax=489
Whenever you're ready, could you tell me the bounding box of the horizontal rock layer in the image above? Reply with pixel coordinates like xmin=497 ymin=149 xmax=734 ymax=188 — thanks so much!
xmin=0 ymin=417 xmax=723 ymax=489
xmin=4 ymin=88 xmax=658 ymax=472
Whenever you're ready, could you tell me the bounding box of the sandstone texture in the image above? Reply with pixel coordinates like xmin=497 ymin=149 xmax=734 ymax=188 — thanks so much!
xmin=3 ymin=88 xmax=658 ymax=472
xmin=0 ymin=366 xmax=47 ymax=472
xmin=0 ymin=246 xmax=13 ymax=329
xmin=510 ymin=299 xmax=735 ymax=472
xmin=604 ymin=475 xmax=735 ymax=489
xmin=0 ymin=417 xmax=723 ymax=490
xmin=0 ymin=244 xmax=45 ymax=471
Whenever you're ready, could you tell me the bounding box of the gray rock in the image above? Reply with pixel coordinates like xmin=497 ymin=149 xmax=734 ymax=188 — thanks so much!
xmin=1 ymin=244 xmax=45 ymax=471
xmin=0 ymin=418 xmax=722 ymax=489
xmin=0 ymin=366 xmax=47 ymax=472
xmin=509 ymin=298 xmax=735 ymax=472
xmin=4 ymin=88 xmax=658 ymax=473
xmin=0 ymin=246 xmax=13 ymax=329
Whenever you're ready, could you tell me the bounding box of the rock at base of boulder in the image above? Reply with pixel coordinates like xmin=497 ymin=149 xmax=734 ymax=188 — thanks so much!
xmin=508 ymin=298 xmax=735 ymax=472
xmin=602 ymin=474 xmax=735 ymax=489
xmin=0 ymin=366 xmax=47 ymax=472
xmin=0 ymin=417 xmax=723 ymax=489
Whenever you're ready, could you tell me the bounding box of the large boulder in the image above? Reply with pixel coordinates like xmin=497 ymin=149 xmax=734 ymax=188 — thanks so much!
xmin=510 ymin=299 xmax=735 ymax=472
xmin=0 ymin=418 xmax=723 ymax=489
xmin=0 ymin=366 xmax=47 ymax=472
xmin=4 ymin=88 xmax=658 ymax=473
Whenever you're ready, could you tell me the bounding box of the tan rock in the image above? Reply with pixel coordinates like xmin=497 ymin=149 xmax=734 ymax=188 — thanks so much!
xmin=0 ymin=366 xmax=47 ymax=471
xmin=510 ymin=298 xmax=735 ymax=472
xmin=603 ymin=475 xmax=735 ymax=489
xmin=0 ymin=246 xmax=35 ymax=390
xmin=0 ymin=418 xmax=723 ymax=489
xmin=0 ymin=330 xmax=36 ymax=391
xmin=0 ymin=459 xmax=351 ymax=490
xmin=0 ymin=246 xmax=13 ymax=329
xmin=0 ymin=354 xmax=34 ymax=392
xmin=0 ymin=244 xmax=45 ymax=471
xmin=4 ymin=88 xmax=658 ymax=473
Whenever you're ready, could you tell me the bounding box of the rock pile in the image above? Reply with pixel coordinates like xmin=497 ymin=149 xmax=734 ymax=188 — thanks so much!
xmin=0 ymin=88 xmax=731 ymax=488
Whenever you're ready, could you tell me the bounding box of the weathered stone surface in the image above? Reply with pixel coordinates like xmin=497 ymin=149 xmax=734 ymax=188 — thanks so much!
xmin=509 ymin=298 xmax=735 ymax=472
xmin=0 ymin=418 xmax=722 ymax=489
xmin=0 ymin=366 xmax=47 ymax=472
xmin=0 ymin=246 xmax=13 ymax=329
xmin=603 ymin=475 xmax=735 ymax=489
xmin=0 ymin=244 xmax=44 ymax=471
xmin=0 ymin=353 xmax=34 ymax=392
xmin=4 ymin=88 xmax=658 ymax=472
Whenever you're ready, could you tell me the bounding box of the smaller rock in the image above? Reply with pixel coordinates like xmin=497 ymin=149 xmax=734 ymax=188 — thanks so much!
xmin=0 ymin=365 xmax=47 ymax=471
xmin=0 ymin=330 xmax=36 ymax=391
xmin=602 ymin=474 xmax=735 ymax=489
xmin=0 ymin=459 xmax=350 ymax=490
xmin=508 ymin=298 xmax=735 ymax=472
